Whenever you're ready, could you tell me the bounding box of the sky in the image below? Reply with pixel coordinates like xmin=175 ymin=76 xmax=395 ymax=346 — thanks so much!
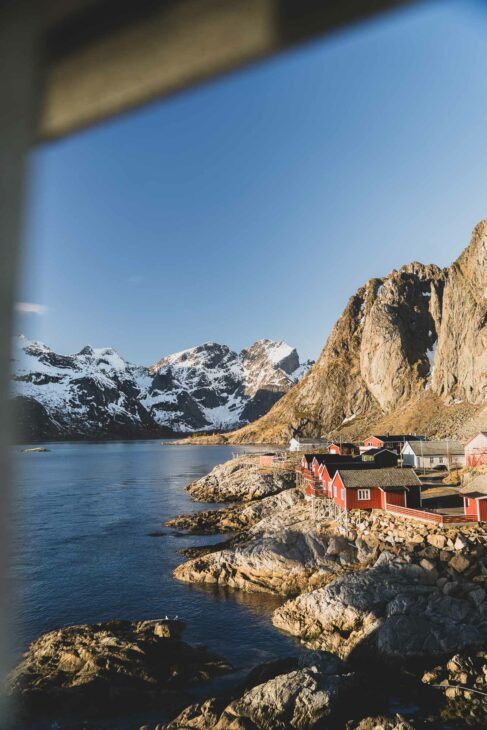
xmin=17 ymin=0 xmax=487 ymax=365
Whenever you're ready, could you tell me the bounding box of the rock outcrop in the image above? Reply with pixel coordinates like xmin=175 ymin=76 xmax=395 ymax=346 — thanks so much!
xmin=162 ymin=653 xmax=359 ymax=730
xmin=213 ymin=220 xmax=487 ymax=444
xmin=273 ymin=560 xmax=487 ymax=661
xmin=8 ymin=619 xmax=229 ymax=718
xmin=185 ymin=456 xmax=295 ymax=503
xmin=174 ymin=491 xmax=356 ymax=595
xmin=175 ymin=461 xmax=487 ymax=600
xmin=422 ymin=651 xmax=487 ymax=726
xmin=168 ymin=482 xmax=303 ymax=534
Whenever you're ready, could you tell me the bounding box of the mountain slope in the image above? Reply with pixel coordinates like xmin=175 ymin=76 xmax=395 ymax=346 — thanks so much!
xmin=220 ymin=220 xmax=487 ymax=444
xmin=143 ymin=339 xmax=311 ymax=432
xmin=11 ymin=337 xmax=311 ymax=441
xmin=11 ymin=337 xmax=165 ymax=441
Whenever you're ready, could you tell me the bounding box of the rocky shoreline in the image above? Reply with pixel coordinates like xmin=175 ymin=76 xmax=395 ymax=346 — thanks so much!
xmin=8 ymin=618 xmax=230 ymax=723
xmin=184 ymin=455 xmax=295 ymax=503
xmin=11 ymin=454 xmax=487 ymax=729
xmin=164 ymin=454 xmax=487 ymax=728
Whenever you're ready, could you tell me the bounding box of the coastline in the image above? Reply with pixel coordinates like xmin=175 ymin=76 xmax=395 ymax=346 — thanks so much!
xmin=11 ymin=445 xmax=487 ymax=729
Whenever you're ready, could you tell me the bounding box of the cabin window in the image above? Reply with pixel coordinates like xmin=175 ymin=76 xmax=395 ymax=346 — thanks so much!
xmin=341 ymin=488 xmax=345 ymax=501
xmin=439 ymin=457 xmax=443 ymax=463
xmin=357 ymin=489 xmax=371 ymax=501
xmin=429 ymin=457 xmax=434 ymax=465
xmin=333 ymin=484 xmax=337 ymax=498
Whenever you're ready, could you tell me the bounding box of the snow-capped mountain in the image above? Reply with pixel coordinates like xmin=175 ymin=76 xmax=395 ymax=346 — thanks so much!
xmin=144 ymin=339 xmax=312 ymax=432
xmin=11 ymin=336 xmax=312 ymax=441
xmin=11 ymin=336 xmax=166 ymax=441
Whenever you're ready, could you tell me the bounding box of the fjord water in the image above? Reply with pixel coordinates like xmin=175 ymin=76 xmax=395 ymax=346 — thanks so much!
xmin=10 ymin=442 xmax=300 ymax=711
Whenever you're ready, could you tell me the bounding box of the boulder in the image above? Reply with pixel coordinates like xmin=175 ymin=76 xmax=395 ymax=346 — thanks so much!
xmin=427 ymin=534 xmax=446 ymax=550
xmin=346 ymin=716 xmax=415 ymax=730
xmin=8 ymin=619 xmax=230 ymax=718
xmin=449 ymin=555 xmax=470 ymax=573
xmin=272 ymin=563 xmax=486 ymax=661
xmin=186 ymin=457 xmax=294 ymax=503
xmin=163 ymin=655 xmax=358 ymax=729
xmin=174 ymin=498 xmax=350 ymax=596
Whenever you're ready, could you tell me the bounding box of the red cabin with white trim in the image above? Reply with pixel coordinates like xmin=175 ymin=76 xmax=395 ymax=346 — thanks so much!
xmin=329 ymin=467 xmax=422 ymax=511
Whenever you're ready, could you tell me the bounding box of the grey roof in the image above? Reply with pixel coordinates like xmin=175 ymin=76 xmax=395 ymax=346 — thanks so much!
xmin=361 ymin=448 xmax=397 ymax=457
xmin=337 ymin=467 xmax=422 ymax=489
xmin=460 ymin=475 xmax=487 ymax=498
xmin=403 ymin=440 xmax=464 ymax=457
xmin=367 ymin=434 xmax=427 ymax=442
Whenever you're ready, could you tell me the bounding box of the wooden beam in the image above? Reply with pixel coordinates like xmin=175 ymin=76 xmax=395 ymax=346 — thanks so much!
xmin=38 ymin=0 xmax=414 ymax=141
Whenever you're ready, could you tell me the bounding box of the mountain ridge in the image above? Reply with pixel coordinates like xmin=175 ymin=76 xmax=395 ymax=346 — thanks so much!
xmin=190 ymin=220 xmax=487 ymax=445
xmin=11 ymin=336 xmax=311 ymax=441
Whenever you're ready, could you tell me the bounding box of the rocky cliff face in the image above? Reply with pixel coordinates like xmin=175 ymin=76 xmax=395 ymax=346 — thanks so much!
xmin=11 ymin=337 xmax=310 ymax=441
xmin=224 ymin=221 xmax=487 ymax=444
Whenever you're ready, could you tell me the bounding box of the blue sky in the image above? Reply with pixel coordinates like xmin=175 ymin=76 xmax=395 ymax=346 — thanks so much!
xmin=18 ymin=0 xmax=487 ymax=364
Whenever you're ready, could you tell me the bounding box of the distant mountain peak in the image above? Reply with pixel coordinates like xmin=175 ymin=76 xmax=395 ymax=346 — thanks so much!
xmin=11 ymin=335 xmax=311 ymax=440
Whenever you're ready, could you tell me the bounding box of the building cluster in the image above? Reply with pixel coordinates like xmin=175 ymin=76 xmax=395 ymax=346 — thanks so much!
xmin=290 ymin=432 xmax=487 ymax=524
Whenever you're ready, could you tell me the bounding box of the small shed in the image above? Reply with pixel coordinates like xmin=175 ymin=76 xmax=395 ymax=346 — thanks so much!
xmin=464 ymin=432 xmax=487 ymax=467
xmin=360 ymin=448 xmax=398 ymax=467
xmin=461 ymin=475 xmax=487 ymax=521
xmin=259 ymin=452 xmax=284 ymax=468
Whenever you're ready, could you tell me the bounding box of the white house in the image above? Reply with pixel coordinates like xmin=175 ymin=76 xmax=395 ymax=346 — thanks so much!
xmin=289 ymin=436 xmax=329 ymax=452
xmin=401 ymin=439 xmax=465 ymax=469
xmin=465 ymin=432 xmax=487 ymax=467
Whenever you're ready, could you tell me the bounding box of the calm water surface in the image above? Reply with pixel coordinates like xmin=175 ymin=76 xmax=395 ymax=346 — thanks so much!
xmin=10 ymin=441 xmax=301 ymax=727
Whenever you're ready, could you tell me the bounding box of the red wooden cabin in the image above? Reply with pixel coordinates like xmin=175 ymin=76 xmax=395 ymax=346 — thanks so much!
xmin=296 ymin=453 xmax=359 ymax=497
xmin=330 ymin=467 xmax=422 ymax=511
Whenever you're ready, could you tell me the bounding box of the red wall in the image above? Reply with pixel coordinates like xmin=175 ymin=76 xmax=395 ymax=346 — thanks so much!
xmin=464 ymin=497 xmax=478 ymax=517
xmin=346 ymin=485 xmax=383 ymax=510
xmin=332 ymin=473 xmax=347 ymax=507
xmin=312 ymin=459 xmax=323 ymax=476
xmin=364 ymin=437 xmax=384 ymax=449
xmin=383 ymin=491 xmax=406 ymax=507
xmin=479 ymin=499 xmax=487 ymax=522
xmin=466 ymin=454 xmax=487 ymax=467
xmin=320 ymin=467 xmax=333 ymax=497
